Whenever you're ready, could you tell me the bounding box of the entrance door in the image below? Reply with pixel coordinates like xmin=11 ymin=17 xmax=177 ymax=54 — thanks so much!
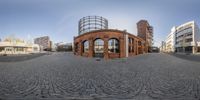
xmin=197 ymin=47 xmax=200 ymax=52
xmin=94 ymin=39 xmax=104 ymax=57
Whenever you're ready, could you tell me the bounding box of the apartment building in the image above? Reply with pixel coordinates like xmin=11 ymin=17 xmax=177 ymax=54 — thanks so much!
xmin=175 ymin=21 xmax=200 ymax=54
xmin=137 ymin=20 xmax=154 ymax=52
xmin=164 ymin=21 xmax=200 ymax=54
xmin=34 ymin=36 xmax=52 ymax=51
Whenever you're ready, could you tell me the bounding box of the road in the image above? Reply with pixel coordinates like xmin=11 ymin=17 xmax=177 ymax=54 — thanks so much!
xmin=0 ymin=52 xmax=200 ymax=100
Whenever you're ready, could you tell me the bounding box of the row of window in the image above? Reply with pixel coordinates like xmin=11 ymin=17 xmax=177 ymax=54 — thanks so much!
xmin=185 ymin=38 xmax=193 ymax=42
xmin=75 ymin=38 xmax=143 ymax=54
xmin=176 ymin=26 xmax=192 ymax=34
xmin=83 ymin=38 xmax=120 ymax=53
xmin=176 ymin=32 xmax=192 ymax=39
xmin=0 ymin=48 xmax=26 ymax=52
xmin=175 ymin=46 xmax=193 ymax=53
xmin=176 ymin=38 xmax=193 ymax=44
xmin=16 ymin=48 xmax=24 ymax=51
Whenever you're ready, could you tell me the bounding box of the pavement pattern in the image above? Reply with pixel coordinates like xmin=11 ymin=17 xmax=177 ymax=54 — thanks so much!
xmin=0 ymin=52 xmax=200 ymax=100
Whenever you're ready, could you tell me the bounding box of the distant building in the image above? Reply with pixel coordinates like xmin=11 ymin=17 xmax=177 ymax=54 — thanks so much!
xmin=137 ymin=20 xmax=154 ymax=53
xmin=34 ymin=36 xmax=52 ymax=51
xmin=51 ymin=43 xmax=57 ymax=52
xmin=151 ymin=46 xmax=159 ymax=53
xmin=160 ymin=41 xmax=166 ymax=52
xmin=0 ymin=37 xmax=40 ymax=55
xmin=56 ymin=42 xmax=72 ymax=52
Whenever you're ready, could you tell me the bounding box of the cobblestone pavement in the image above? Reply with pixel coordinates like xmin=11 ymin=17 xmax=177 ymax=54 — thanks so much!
xmin=0 ymin=52 xmax=200 ymax=100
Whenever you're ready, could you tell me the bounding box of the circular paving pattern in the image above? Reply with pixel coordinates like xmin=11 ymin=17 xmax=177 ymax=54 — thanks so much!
xmin=0 ymin=53 xmax=200 ymax=100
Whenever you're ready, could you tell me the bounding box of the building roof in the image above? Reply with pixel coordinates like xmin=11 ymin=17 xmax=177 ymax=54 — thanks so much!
xmin=176 ymin=20 xmax=195 ymax=30
xmin=74 ymin=29 xmax=144 ymax=41
xmin=137 ymin=20 xmax=150 ymax=26
xmin=0 ymin=41 xmax=39 ymax=48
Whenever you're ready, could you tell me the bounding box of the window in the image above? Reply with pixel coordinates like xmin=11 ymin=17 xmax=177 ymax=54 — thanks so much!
xmin=108 ymin=38 xmax=119 ymax=53
xmin=186 ymin=32 xmax=192 ymax=36
xmin=185 ymin=38 xmax=193 ymax=42
xmin=0 ymin=47 xmax=4 ymax=52
xmin=83 ymin=41 xmax=89 ymax=53
xmin=138 ymin=41 xmax=142 ymax=46
xmin=16 ymin=48 xmax=23 ymax=51
xmin=129 ymin=38 xmax=133 ymax=44
xmin=94 ymin=39 xmax=104 ymax=53
xmin=197 ymin=47 xmax=200 ymax=52
xmin=128 ymin=38 xmax=134 ymax=53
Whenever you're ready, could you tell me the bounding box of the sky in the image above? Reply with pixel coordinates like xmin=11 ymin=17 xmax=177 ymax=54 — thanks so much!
xmin=0 ymin=0 xmax=200 ymax=46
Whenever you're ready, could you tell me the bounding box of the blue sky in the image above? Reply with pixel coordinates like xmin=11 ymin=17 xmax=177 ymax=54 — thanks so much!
xmin=0 ymin=0 xmax=200 ymax=46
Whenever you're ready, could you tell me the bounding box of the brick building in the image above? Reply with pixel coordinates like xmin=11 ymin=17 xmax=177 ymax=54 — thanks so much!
xmin=74 ymin=29 xmax=146 ymax=59
xmin=137 ymin=20 xmax=154 ymax=52
xmin=74 ymin=16 xmax=150 ymax=59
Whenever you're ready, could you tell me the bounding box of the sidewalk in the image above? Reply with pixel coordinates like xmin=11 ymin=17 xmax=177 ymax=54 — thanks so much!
xmin=167 ymin=52 xmax=200 ymax=62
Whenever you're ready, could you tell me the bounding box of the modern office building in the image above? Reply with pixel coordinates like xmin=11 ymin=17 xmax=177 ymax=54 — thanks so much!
xmin=0 ymin=37 xmax=40 ymax=55
xmin=34 ymin=36 xmax=52 ymax=51
xmin=74 ymin=16 xmax=147 ymax=59
xmin=175 ymin=21 xmax=200 ymax=54
xmin=160 ymin=41 xmax=166 ymax=52
xmin=165 ymin=27 xmax=176 ymax=52
xmin=137 ymin=20 xmax=154 ymax=53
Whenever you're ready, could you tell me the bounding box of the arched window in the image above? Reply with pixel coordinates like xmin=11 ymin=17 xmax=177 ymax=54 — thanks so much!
xmin=128 ymin=38 xmax=134 ymax=53
xmin=94 ymin=39 xmax=104 ymax=53
xmin=108 ymin=38 xmax=119 ymax=53
xmin=83 ymin=41 xmax=89 ymax=53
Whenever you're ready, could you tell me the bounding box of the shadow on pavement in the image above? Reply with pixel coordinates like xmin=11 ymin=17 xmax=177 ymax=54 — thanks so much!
xmin=0 ymin=53 xmax=46 ymax=62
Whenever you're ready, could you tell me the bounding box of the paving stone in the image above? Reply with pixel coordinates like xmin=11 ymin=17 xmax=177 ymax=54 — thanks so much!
xmin=0 ymin=52 xmax=200 ymax=100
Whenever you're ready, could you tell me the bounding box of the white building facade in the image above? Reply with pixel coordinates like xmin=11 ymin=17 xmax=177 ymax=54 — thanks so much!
xmin=0 ymin=38 xmax=40 ymax=55
xmin=175 ymin=21 xmax=200 ymax=54
xmin=165 ymin=27 xmax=176 ymax=52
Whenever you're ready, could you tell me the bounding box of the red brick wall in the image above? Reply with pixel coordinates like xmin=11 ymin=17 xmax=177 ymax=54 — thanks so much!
xmin=74 ymin=29 xmax=146 ymax=59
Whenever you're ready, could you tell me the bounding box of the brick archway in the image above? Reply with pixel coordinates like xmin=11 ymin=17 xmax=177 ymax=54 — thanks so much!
xmin=93 ymin=38 xmax=104 ymax=58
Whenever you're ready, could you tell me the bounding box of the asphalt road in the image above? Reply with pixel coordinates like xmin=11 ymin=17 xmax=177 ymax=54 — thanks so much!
xmin=0 ymin=52 xmax=200 ymax=100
